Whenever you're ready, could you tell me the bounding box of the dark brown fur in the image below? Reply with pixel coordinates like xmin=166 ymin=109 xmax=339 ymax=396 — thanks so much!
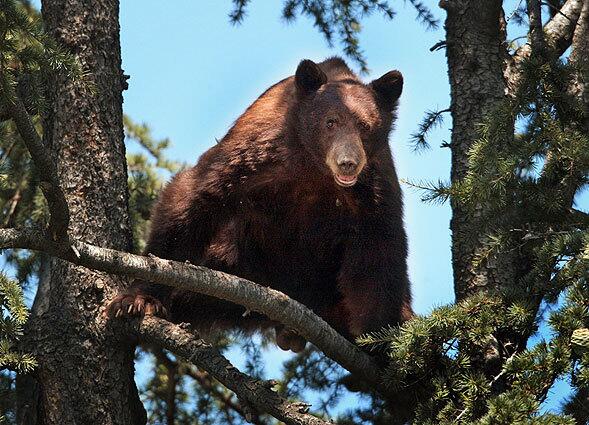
xmin=108 ymin=57 xmax=412 ymax=350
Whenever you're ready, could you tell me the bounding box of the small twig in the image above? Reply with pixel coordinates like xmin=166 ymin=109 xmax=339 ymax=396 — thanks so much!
xmin=506 ymin=0 xmax=525 ymax=22
xmin=137 ymin=317 xmax=330 ymax=425
xmin=0 ymin=139 xmax=18 ymax=162
xmin=3 ymin=187 xmax=21 ymax=227
xmin=455 ymin=407 xmax=468 ymax=422
xmin=429 ymin=40 xmax=446 ymax=52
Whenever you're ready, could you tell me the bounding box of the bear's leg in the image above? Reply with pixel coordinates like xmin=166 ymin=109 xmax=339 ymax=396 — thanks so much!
xmin=337 ymin=235 xmax=412 ymax=337
xmin=106 ymin=168 xmax=223 ymax=320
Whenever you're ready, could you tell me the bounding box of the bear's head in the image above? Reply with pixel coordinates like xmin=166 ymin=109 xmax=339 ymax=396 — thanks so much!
xmin=293 ymin=59 xmax=403 ymax=188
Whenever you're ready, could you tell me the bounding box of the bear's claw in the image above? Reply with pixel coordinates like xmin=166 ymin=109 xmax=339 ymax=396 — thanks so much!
xmin=106 ymin=292 xmax=168 ymax=319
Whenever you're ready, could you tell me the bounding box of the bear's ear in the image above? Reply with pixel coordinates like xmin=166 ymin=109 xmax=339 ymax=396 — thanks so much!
xmin=369 ymin=70 xmax=403 ymax=109
xmin=295 ymin=59 xmax=327 ymax=95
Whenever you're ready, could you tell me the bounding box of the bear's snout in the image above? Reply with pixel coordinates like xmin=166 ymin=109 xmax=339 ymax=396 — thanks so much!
xmin=337 ymin=156 xmax=359 ymax=175
xmin=326 ymin=139 xmax=367 ymax=188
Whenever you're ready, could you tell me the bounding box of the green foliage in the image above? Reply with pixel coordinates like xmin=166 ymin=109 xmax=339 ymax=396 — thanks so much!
xmin=409 ymin=107 xmax=450 ymax=151
xmin=375 ymin=54 xmax=589 ymax=422
xmin=0 ymin=273 xmax=35 ymax=373
xmin=230 ymin=0 xmax=438 ymax=72
xmin=0 ymin=0 xmax=85 ymax=115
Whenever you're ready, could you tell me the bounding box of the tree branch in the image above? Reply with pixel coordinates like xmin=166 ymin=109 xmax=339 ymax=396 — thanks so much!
xmin=0 ymin=88 xmax=70 ymax=242
xmin=137 ymin=317 xmax=329 ymax=425
xmin=507 ymin=0 xmax=585 ymax=91
xmin=569 ymin=0 xmax=589 ymax=131
xmin=0 ymin=227 xmax=383 ymax=390
xmin=151 ymin=346 xmax=266 ymax=424
xmin=512 ymin=0 xmax=584 ymax=61
xmin=527 ymin=0 xmax=546 ymax=55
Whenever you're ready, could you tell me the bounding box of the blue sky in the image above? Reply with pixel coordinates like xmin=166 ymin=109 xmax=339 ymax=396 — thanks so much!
xmin=119 ymin=1 xmax=455 ymax=315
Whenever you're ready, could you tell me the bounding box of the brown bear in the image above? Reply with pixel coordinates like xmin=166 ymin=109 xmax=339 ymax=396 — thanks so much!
xmin=108 ymin=57 xmax=412 ymax=352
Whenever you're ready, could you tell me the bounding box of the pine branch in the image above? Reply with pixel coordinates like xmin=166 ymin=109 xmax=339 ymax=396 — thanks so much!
xmin=137 ymin=317 xmax=330 ymax=425
xmin=0 ymin=227 xmax=383 ymax=390
xmin=409 ymin=107 xmax=450 ymax=151
xmin=407 ymin=0 xmax=439 ymax=30
xmin=0 ymin=84 xmax=69 ymax=242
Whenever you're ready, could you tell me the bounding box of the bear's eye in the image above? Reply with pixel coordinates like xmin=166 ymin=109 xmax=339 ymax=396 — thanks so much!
xmin=326 ymin=118 xmax=337 ymax=129
xmin=358 ymin=120 xmax=371 ymax=132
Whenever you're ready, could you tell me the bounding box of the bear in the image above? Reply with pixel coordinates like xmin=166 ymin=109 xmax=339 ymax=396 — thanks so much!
xmin=107 ymin=57 xmax=413 ymax=352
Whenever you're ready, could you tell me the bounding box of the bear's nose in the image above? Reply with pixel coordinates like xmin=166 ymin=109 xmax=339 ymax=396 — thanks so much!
xmin=337 ymin=158 xmax=358 ymax=175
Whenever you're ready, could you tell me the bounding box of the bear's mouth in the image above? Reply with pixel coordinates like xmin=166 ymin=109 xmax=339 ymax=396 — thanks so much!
xmin=335 ymin=174 xmax=358 ymax=187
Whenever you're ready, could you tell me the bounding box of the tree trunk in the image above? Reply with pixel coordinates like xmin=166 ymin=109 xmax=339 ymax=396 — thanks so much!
xmin=17 ymin=0 xmax=144 ymax=423
xmin=442 ymin=0 xmax=519 ymax=300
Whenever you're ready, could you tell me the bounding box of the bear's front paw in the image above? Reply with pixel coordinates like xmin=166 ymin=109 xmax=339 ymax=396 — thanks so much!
xmin=275 ymin=325 xmax=307 ymax=353
xmin=105 ymin=291 xmax=168 ymax=319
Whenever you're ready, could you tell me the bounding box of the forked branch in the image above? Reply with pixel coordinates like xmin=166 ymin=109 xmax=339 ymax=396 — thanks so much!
xmin=513 ymin=0 xmax=584 ymax=61
xmin=507 ymin=0 xmax=585 ymax=91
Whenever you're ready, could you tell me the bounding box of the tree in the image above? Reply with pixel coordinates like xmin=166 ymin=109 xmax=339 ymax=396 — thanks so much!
xmin=1 ymin=0 xmax=588 ymax=424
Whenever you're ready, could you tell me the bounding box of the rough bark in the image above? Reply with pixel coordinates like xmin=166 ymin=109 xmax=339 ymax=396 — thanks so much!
xmin=16 ymin=0 xmax=144 ymax=423
xmin=441 ymin=0 xmax=514 ymax=300
xmin=16 ymin=256 xmax=49 ymax=425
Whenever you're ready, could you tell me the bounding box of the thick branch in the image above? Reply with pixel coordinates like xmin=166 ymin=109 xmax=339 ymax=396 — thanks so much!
xmin=511 ymin=0 xmax=584 ymax=63
xmin=0 ymin=228 xmax=383 ymax=389
xmin=0 ymin=90 xmax=69 ymax=241
xmin=137 ymin=317 xmax=329 ymax=425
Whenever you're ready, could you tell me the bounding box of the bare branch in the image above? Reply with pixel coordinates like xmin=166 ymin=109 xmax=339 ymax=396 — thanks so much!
xmin=138 ymin=317 xmax=329 ymax=425
xmin=0 ymin=227 xmax=383 ymax=390
xmin=0 ymin=89 xmax=70 ymax=241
